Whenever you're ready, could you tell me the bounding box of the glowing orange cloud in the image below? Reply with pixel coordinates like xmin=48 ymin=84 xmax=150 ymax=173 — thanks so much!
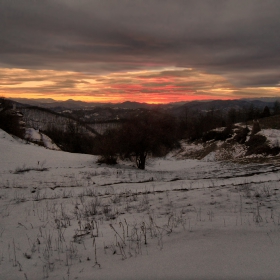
xmin=0 ymin=67 xmax=279 ymax=103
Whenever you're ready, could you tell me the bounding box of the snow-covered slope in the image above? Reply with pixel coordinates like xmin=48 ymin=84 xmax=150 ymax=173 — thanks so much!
xmin=21 ymin=107 xmax=97 ymax=136
xmin=0 ymin=129 xmax=94 ymax=173
xmin=1 ymin=128 xmax=280 ymax=280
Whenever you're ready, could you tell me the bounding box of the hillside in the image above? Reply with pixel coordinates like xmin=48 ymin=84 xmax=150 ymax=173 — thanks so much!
xmin=3 ymin=97 xmax=280 ymax=158
xmin=10 ymin=97 xmax=280 ymax=123
xmin=1 ymin=128 xmax=280 ymax=279
xmin=175 ymin=115 xmax=280 ymax=163
xmin=20 ymin=107 xmax=97 ymax=136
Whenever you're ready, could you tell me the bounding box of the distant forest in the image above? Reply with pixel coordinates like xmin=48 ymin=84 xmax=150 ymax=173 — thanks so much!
xmin=1 ymin=97 xmax=280 ymax=169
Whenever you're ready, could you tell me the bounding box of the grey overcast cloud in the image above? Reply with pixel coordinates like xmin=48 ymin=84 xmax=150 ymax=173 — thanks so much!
xmin=1 ymin=0 xmax=280 ymax=103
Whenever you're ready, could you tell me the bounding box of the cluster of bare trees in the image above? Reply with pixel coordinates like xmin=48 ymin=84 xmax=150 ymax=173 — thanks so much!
xmin=44 ymin=120 xmax=95 ymax=154
xmin=95 ymin=111 xmax=180 ymax=169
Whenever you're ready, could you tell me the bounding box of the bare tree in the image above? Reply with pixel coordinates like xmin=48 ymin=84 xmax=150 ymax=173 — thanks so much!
xmin=116 ymin=111 xmax=180 ymax=169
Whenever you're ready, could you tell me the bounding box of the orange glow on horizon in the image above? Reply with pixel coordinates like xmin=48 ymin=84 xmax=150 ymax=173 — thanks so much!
xmin=1 ymin=93 xmax=245 ymax=104
xmin=1 ymin=67 xmax=279 ymax=104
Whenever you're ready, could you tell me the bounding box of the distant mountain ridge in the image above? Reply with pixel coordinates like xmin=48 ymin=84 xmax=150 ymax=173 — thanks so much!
xmin=172 ymin=99 xmax=276 ymax=116
xmin=9 ymin=97 xmax=204 ymax=110
xmin=11 ymin=98 xmax=109 ymax=109
xmin=8 ymin=97 xmax=280 ymax=116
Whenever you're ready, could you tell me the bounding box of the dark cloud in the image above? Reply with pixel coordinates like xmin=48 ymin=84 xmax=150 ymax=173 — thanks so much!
xmin=1 ymin=0 xmax=280 ymax=90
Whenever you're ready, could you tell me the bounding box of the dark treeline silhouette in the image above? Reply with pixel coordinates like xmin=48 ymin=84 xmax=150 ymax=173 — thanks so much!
xmin=44 ymin=120 xmax=95 ymax=154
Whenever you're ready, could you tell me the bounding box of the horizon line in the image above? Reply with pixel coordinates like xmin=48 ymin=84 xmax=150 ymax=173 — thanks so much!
xmin=5 ymin=96 xmax=275 ymax=105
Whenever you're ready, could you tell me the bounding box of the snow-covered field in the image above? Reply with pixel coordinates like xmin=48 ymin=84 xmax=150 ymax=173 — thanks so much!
xmin=1 ymin=128 xmax=280 ymax=279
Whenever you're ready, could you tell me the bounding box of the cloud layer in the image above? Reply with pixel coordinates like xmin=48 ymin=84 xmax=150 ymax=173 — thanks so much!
xmin=1 ymin=0 xmax=280 ymax=102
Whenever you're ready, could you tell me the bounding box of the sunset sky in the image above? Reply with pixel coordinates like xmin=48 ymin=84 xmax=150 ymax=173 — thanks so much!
xmin=1 ymin=0 xmax=280 ymax=104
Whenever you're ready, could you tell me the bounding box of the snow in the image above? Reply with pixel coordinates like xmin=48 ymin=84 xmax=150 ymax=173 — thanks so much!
xmin=202 ymin=151 xmax=216 ymax=161
xmin=258 ymin=129 xmax=280 ymax=148
xmin=1 ymin=128 xmax=280 ymax=280
xmin=25 ymin=128 xmax=60 ymax=150
xmin=212 ymin=127 xmax=226 ymax=132
xmin=147 ymin=157 xmax=210 ymax=171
